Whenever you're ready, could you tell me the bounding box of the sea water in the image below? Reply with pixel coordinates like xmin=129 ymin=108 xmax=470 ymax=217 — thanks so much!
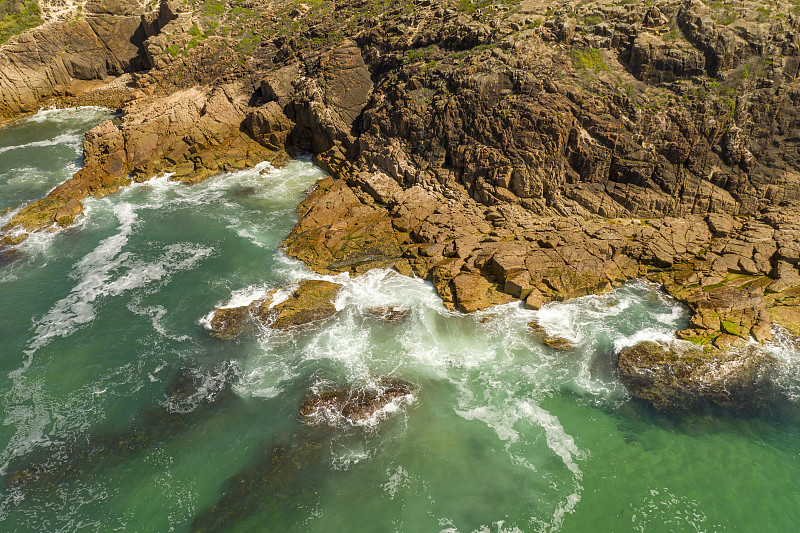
xmin=1 ymin=108 xmax=799 ymax=532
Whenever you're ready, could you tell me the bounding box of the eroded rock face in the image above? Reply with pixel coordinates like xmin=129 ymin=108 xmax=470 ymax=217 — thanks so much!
xmin=299 ymin=377 xmax=414 ymax=426
xmin=1 ymin=84 xmax=281 ymax=235
xmin=284 ymin=168 xmax=800 ymax=356
xmin=0 ymin=0 xmax=175 ymax=120
xmin=282 ymin=176 xmax=403 ymax=275
xmin=617 ymin=341 xmax=776 ymax=411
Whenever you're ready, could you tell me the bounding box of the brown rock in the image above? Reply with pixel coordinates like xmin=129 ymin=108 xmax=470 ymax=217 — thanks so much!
xmin=251 ymin=280 xmax=342 ymax=330
xmin=282 ymin=178 xmax=403 ymax=275
xmin=527 ymin=320 xmax=573 ymax=351
xmin=299 ymin=377 xmax=414 ymax=426
xmin=617 ymin=341 xmax=776 ymax=411
xmin=451 ymin=273 xmax=514 ymax=313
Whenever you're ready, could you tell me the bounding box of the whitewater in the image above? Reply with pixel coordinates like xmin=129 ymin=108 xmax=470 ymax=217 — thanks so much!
xmin=0 ymin=108 xmax=799 ymax=532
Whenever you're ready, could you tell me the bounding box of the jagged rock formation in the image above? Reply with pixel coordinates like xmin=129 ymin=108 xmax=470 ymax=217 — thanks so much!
xmin=1 ymin=83 xmax=280 ymax=234
xmin=2 ymin=0 xmax=800 ymax=410
xmin=0 ymin=0 xmax=178 ymax=120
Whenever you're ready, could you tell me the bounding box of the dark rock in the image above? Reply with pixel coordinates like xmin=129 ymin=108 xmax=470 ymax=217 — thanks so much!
xmin=299 ymin=377 xmax=414 ymax=426
xmin=207 ymin=306 xmax=250 ymax=339
xmin=6 ymin=365 xmax=237 ymax=491
xmin=617 ymin=341 xmax=776 ymax=411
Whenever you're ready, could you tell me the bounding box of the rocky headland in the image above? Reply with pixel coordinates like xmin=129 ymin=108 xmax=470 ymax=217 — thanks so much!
xmin=1 ymin=0 xmax=800 ymax=411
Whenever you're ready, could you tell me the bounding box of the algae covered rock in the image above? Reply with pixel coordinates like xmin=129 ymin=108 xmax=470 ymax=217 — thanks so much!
xmin=299 ymin=377 xmax=415 ymax=427
xmin=207 ymin=305 xmax=250 ymax=339
xmin=206 ymin=280 xmax=342 ymax=338
xmin=617 ymin=341 xmax=777 ymax=411
xmin=527 ymin=320 xmax=574 ymax=351
xmin=363 ymin=306 xmax=411 ymax=323
xmin=251 ymin=280 xmax=342 ymax=330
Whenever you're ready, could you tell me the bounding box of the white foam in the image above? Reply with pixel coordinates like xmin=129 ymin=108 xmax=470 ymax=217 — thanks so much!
xmin=19 ymin=106 xmax=113 ymax=125
xmin=630 ymin=487 xmax=717 ymax=532
xmin=164 ymin=361 xmax=239 ymax=414
xmin=219 ymin=284 xmax=273 ymax=309
xmin=382 ymin=465 xmax=410 ymax=499
xmin=127 ymin=301 xmax=190 ymax=342
xmin=613 ymin=328 xmax=684 ymax=353
xmin=0 ymin=132 xmax=84 ymax=156
xmin=760 ymin=326 xmax=800 ymax=402
xmin=517 ymin=402 xmax=583 ymax=477
xmin=22 ymin=202 xmax=211 ymax=361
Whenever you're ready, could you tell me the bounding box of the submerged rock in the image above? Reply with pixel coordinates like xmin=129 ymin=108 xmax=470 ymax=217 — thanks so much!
xmin=527 ymin=320 xmax=574 ymax=351
xmin=363 ymin=306 xmax=411 ymax=323
xmin=5 ymin=366 xmax=237 ymax=491
xmin=0 ymin=245 xmax=20 ymax=266
xmin=192 ymin=377 xmax=413 ymax=532
xmin=617 ymin=341 xmax=777 ymax=411
xmin=299 ymin=377 xmax=415 ymax=427
xmin=191 ymin=431 xmax=326 ymax=533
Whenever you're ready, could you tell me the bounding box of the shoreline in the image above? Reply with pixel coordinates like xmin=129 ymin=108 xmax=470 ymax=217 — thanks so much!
xmin=1 ymin=0 xmax=799 ymax=410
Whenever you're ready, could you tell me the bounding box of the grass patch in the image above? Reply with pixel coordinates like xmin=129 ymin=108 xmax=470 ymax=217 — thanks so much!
xmin=0 ymin=0 xmax=42 ymax=45
xmin=570 ymin=47 xmax=609 ymax=71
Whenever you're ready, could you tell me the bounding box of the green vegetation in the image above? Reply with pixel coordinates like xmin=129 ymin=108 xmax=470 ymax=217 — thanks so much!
xmin=570 ymin=47 xmax=610 ymax=72
xmin=583 ymin=15 xmax=603 ymax=25
xmin=0 ymin=0 xmax=41 ymax=45
xmin=202 ymin=0 xmax=226 ymax=17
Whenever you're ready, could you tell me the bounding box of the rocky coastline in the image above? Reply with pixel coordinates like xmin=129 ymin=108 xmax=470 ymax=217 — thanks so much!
xmin=2 ymin=0 xmax=800 ymax=411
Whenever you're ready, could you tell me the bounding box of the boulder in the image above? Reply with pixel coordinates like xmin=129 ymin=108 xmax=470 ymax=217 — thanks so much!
xmin=527 ymin=320 xmax=574 ymax=351
xmin=251 ymin=280 xmax=342 ymax=330
xmin=617 ymin=341 xmax=776 ymax=411
xmin=299 ymin=377 xmax=414 ymax=426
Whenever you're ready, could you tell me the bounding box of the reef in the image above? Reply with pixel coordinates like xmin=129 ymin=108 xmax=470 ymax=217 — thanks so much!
xmin=1 ymin=0 xmax=799 ymax=410
xmin=191 ymin=378 xmax=413 ymax=532
xmin=617 ymin=340 xmax=776 ymax=411
xmin=4 ymin=367 xmax=237 ymax=491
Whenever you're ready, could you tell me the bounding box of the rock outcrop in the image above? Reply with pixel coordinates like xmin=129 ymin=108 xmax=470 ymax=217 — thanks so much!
xmin=2 ymin=0 xmax=800 ymax=411
xmin=299 ymin=377 xmax=415 ymax=426
xmin=0 ymin=0 xmax=177 ymax=121
xmin=206 ymin=280 xmax=342 ymax=338
xmin=617 ymin=340 xmax=776 ymax=411
xmin=1 ymin=83 xmax=284 ymax=236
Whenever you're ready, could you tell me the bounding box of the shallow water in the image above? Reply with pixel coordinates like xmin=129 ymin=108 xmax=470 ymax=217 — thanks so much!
xmin=1 ymin=108 xmax=800 ymax=532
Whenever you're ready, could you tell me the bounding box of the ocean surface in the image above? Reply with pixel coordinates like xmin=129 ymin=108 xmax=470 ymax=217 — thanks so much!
xmin=1 ymin=108 xmax=800 ymax=532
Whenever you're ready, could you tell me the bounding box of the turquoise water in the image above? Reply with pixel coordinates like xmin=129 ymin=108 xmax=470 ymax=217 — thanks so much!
xmin=1 ymin=108 xmax=800 ymax=532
